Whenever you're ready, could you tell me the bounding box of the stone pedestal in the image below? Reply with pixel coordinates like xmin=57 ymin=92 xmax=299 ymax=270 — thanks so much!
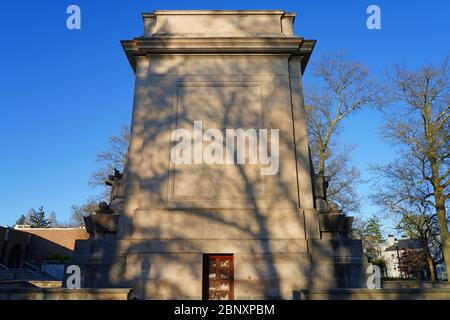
xmin=68 ymin=10 xmax=367 ymax=299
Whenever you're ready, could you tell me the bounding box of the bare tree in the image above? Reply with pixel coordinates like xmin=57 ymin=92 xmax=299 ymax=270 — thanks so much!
xmin=372 ymin=159 xmax=441 ymax=281
xmin=69 ymin=198 xmax=98 ymax=227
xmin=48 ymin=211 xmax=58 ymax=228
xmin=312 ymin=143 xmax=362 ymax=213
xmin=305 ymin=52 xmax=384 ymax=212
xmin=397 ymin=213 xmax=440 ymax=281
xmin=68 ymin=125 xmax=130 ymax=225
xmin=379 ymin=57 xmax=449 ymax=276
xmin=89 ymin=124 xmax=130 ymax=191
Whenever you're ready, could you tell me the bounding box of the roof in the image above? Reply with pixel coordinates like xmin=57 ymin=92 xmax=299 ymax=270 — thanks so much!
xmin=385 ymin=239 xmax=424 ymax=251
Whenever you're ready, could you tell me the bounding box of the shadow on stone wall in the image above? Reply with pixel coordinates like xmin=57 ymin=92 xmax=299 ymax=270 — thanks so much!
xmin=65 ymin=14 xmax=366 ymax=300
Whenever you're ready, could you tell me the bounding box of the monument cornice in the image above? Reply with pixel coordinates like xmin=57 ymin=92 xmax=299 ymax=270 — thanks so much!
xmin=143 ymin=10 xmax=295 ymax=16
xmin=121 ymin=37 xmax=316 ymax=74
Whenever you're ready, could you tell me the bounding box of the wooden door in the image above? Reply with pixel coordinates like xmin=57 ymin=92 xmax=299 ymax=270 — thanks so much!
xmin=203 ymin=254 xmax=234 ymax=300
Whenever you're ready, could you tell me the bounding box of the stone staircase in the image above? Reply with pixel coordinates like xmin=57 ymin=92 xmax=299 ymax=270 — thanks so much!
xmin=0 ymin=263 xmax=57 ymax=281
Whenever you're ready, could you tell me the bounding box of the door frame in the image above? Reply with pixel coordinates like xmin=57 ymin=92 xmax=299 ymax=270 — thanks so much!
xmin=202 ymin=253 xmax=234 ymax=300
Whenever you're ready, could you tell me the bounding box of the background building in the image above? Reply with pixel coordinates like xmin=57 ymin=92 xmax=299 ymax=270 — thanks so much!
xmin=372 ymin=235 xmax=447 ymax=280
xmin=0 ymin=225 xmax=88 ymax=280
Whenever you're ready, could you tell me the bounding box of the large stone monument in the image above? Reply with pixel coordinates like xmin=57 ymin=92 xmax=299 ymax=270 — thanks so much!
xmin=69 ymin=10 xmax=366 ymax=299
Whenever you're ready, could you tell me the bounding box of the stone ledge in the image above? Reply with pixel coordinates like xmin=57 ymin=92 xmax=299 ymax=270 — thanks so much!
xmin=0 ymin=288 xmax=132 ymax=300
xmin=121 ymin=37 xmax=315 ymax=75
xmin=294 ymin=288 xmax=450 ymax=300
xmin=382 ymin=280 xmax=450 ymax=289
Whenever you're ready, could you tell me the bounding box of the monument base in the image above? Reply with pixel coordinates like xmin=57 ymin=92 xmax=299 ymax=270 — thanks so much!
xmin=68 ymin=238 xmax=367 ymax=299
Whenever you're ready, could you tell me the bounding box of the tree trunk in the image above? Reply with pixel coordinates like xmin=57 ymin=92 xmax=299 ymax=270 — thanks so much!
xmin=427 ymin=255 xmax=437 ymax=281
xmin=435 ymin=190 xmax=450 ymax=281
xmin=441 ymin=238 xmax=450 ymax=281
xmin=423 ymin=239 xmax=437 ymax=281
xmin=430 ymin=154 xmax=449 ymax=281
xmin=319 ymin=148 xmax=326 ymax=176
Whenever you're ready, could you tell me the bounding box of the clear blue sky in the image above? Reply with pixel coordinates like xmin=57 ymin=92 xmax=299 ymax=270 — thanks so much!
xmin=0 ymin=1 xmax=449 ymax=228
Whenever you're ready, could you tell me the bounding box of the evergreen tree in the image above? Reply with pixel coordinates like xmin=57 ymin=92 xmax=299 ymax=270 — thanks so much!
xmin=351 ymin=215 xmax=385 ymax=262
xmin=365 ymin=216 xmax=384 ymax=243
xmin=15 ymin=214 xmax=27 ymax=226
xmin=30 ymin=206 xmax=51 ymax=228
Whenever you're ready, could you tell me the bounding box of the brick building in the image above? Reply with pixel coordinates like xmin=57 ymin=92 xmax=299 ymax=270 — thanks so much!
xmin=0 ymin=226 xmax=89 ymax=269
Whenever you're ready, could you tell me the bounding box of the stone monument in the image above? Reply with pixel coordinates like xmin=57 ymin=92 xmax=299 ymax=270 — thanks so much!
xmin=69 ymin=10 xmax=367 ymax=299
